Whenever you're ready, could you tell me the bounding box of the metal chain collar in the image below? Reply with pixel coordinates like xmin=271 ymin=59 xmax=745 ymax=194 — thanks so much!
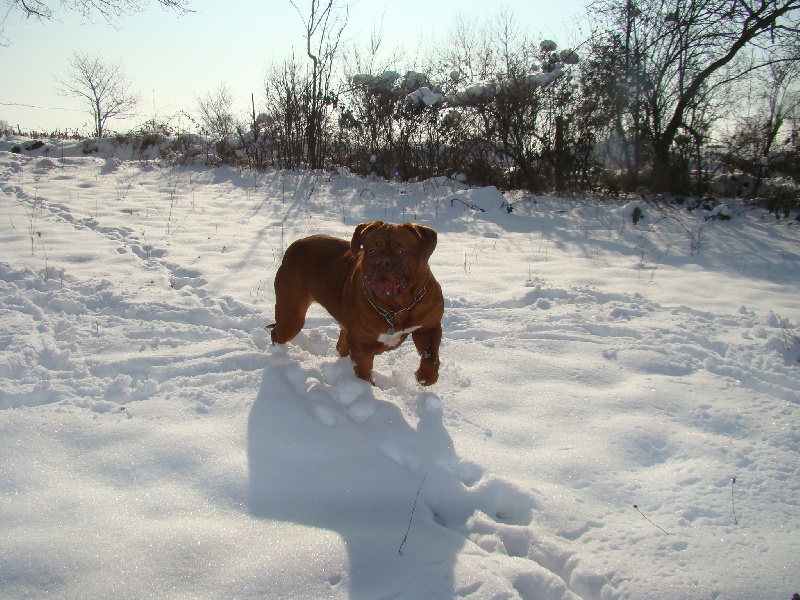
xmin=362 ymin=277 xmax=430 ymax=335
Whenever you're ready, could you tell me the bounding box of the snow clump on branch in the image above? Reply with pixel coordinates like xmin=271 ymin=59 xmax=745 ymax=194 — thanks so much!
xmin=405 ymin=87 xmax=445 ymax=106
xmin=446 ymin=82 xmax=497 ymax=106
xmin=351 ymin=71 xmax=400 ymax=94
xmin=353 ymin=41 xmax=578 ymax=109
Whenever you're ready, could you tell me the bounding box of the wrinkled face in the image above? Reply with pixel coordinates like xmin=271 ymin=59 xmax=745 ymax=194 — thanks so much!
xmin=354 ymin=223 xmax=433 ymax=298
xmin=361 ymin=226 xmax=419 ymax=297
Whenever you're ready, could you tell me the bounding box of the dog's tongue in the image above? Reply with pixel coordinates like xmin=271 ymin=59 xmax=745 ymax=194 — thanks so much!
xmin=370 ymin=280 xmax=402 ymax=297
xmin=366 ymin=270 xmax=406 ymax=297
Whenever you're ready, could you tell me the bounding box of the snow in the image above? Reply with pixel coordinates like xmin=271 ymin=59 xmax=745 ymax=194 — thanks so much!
xmin=530 ymin=67 xmax=565 ymax=88
xmin=541 ymin=40 xmax=558 ymax=53
xmin=560 ymin=49 xmax=580 ymax=65
xmin=351 ymin=71 xmax=401 ymax=94
xmin=1 ymin=136 xmax=799 ymax=599
xmin=405 ymin=87 xmax=445 ymax=107
xmin=448 ymin=63 xmax=569 ymax=105
xmin=447 ymin=82 xmax=497 ymax=106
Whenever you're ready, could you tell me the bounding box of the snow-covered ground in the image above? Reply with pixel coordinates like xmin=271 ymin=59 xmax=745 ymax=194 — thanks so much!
xmin=1 ymin=137 xmax=798 ymax=599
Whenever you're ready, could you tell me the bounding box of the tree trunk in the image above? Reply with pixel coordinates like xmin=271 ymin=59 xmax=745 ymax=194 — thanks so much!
xmin=554 ymin=116 xmax=566 ymax=193
xmin=649 ymin=4 xmax=796 ymax=192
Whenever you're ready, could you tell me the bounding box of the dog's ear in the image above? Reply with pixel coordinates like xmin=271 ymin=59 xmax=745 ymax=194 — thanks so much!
xmin=351 ymin=221 xmax=383 ymax=255
xmin=404 ymin=223 xmax=437 ymax=261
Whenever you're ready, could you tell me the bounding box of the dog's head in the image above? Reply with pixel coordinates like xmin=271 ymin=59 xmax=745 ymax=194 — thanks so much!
xmin=351 ymin=221 xmax=437 ymax=298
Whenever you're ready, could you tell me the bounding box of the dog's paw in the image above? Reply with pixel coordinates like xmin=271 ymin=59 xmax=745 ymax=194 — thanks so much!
xmin=415 ymin=373 xmax=438 ymax=386
xmin=415 ymin=358 xmax=440 ymax=386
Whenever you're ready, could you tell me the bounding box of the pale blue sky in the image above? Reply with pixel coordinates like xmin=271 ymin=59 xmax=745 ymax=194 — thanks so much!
xmin=1 ymin=0 xmax=586 ymax=133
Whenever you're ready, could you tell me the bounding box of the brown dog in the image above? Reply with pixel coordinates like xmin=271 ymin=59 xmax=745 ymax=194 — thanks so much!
xmin=270 ymin=221 xmax=443 ymax=385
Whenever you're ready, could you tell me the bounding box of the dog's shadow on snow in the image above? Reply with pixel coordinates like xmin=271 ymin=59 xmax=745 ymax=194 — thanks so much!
xmin=247 ymin=346 xmax=534 ymax=599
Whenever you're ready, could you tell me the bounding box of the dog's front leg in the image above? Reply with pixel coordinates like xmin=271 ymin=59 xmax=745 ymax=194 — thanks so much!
xmin=335 ymin=327 xmax=350 ymax=357
xmin=412 ymin=325 xmax=441 ymax=386
xmin=348 ymin=346 xmax=376 ymax=385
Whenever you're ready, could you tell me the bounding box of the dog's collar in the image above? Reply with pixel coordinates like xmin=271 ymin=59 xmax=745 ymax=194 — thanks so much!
xmin=363 ymin=277 xmax=430 ymax=335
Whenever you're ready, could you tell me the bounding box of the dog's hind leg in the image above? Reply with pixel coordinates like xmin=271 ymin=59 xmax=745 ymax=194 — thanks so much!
xmin=270 ymin=290 xmax=312 ymax=345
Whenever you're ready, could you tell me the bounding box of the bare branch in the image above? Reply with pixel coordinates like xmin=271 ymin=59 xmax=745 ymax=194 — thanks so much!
xmin=54 ymin=52 xmax=139 ymax=137
xmin=3 ymin=0 xmax=191 ymax=35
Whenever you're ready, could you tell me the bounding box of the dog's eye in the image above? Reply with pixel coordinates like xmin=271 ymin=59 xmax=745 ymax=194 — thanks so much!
xmin=395 ymin=248 xmax=409 ymax=257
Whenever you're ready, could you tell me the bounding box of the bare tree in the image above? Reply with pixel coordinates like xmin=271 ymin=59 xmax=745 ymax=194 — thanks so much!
xmin=290 ymin=0 xmax=348 ymax=170
xmin=55 ymin=52 xmax=140 ymax=137
xmin=437 ymin=15 xmax=495 ymax=82
xmin=263 ymin=54 xmax=308 ymax=170
xmin=724 ymin=60 xmax=800 ymax=197
xmin=437 ymin=11 xmax=581 ymax=191
xmin=197 ymin=83 xmax=236 ymax=139
xmin=588 ymin=0 xmax=800 ymax=193
xmin=583 ymin=9 xmax=652 ymax=191
xmin=339 ymin=29 xmax=406 ymax=176
xmin=748 ymin=62 xmax=800 ymax=197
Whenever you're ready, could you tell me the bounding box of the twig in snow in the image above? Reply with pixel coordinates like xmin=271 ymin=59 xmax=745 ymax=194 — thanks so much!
xmin=776 ymin=316 xmax=800 ymax=361
xmin=449 ymin=196 xmax=485 ymax=212
xmin=399 ymin=472 xmax=427 ymax=555
xmin=731 ymin=477 xmax=738 ymax=525
xmin=633 ymin=504 xmax=670 ymax=535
